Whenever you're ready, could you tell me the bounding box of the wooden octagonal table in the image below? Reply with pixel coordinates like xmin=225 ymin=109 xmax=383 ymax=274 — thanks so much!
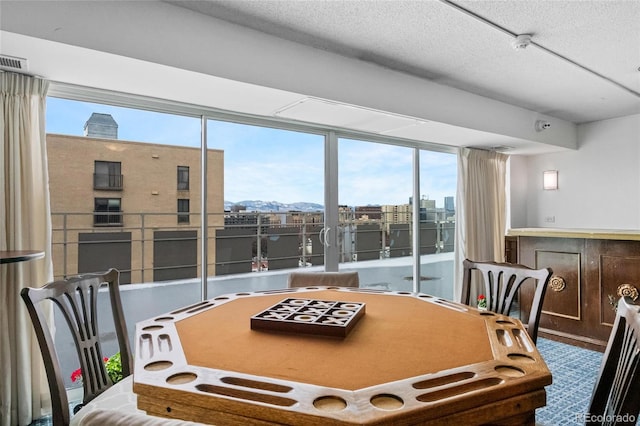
xmin=133 ymin=287 xmax=552 ymax=425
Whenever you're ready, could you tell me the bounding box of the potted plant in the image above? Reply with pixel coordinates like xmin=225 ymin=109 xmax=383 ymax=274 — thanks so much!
xmin=70 ymin=352 xmax=123 ymax=385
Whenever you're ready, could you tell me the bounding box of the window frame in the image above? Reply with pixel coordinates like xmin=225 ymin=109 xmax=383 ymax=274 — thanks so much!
xmin=94 ymin=160 xmax=123 ymax=190
xmin=48 ymin=84 xmax=458 ymax=291
xmin=94 ymin=197 xmax=122 ymax=226
xmin=177 ymin=198 xmax=190 ymax=224
xmin=177 ymin=165 xmax=189 ymax=191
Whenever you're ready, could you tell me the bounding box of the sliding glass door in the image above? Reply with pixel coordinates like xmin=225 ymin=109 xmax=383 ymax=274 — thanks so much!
xmin=206 ymin=119 xmax=325 ymax=276
xmin=418 ymin=149 xmax=457 ymax=298
xmin=336 ymin=137 xmax=456 ymax=292
xmin=337 ymin=138 xmax=413 ymax=286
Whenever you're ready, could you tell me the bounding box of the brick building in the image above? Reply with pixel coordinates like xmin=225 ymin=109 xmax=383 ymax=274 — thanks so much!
xmin=46 ymin=114 xmax=224 ymax=283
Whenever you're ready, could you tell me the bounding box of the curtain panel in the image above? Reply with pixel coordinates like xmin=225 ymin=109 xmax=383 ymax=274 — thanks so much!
xmin=453 ymin=147 xmax=508 ymax=302
xmin=1 ymin=72 xmax=52 ymax=425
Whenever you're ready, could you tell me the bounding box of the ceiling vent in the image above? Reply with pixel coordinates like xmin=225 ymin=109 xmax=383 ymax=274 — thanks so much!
xmin=468 ymin=145 xmax=514 ymax=152
xmin=0 ymin=54 xmax=29 ymax=72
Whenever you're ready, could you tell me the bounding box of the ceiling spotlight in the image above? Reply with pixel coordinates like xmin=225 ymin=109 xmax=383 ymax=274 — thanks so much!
xmin=512 ymin=34 xmax=532 ymax=50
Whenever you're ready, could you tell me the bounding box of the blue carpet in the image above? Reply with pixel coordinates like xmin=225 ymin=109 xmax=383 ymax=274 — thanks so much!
xmin=536 ymin=337 xmax=603 ymax=425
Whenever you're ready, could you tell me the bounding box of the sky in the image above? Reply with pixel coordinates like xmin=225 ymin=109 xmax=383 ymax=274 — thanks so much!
xmin=46 ymin=97 xmax=457 ymax=207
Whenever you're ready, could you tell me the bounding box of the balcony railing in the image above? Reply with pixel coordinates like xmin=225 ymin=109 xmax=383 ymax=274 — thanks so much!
xmin=51 ymin=210 xmax=455 ymax=284
xmin=93 ymin=211 xmax=123 ymax=226
xmin=93 ymin=173 xmax=123 ymax=190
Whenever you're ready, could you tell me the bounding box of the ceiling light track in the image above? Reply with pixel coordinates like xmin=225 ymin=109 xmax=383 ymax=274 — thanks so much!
xmin=440 ymin=0 xmax=640 ymax=99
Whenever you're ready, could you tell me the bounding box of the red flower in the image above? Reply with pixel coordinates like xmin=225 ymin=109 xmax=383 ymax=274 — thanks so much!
xmin=478 ymin=294 xmax=485 ymax=300
xmin=71 ymin=368 xmax=82 ymax=383
xmin=70 ymin=358 xmax=109 ymax=382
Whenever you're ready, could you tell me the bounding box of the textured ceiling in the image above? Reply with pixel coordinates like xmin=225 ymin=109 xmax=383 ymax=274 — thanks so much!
xmin=167 ymin=0 xmax=640 ymax=124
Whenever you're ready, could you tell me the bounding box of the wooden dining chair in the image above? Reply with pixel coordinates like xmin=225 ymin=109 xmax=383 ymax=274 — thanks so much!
xmin=21 ymin=268 xmax=133 ymax=426
xmin=461 ymin=259 xmax=552 ymax=343
xmin=287 ymin=271 xmax=360 ymax=288
xmin=586 ymin=296 xmax=640 ymax=425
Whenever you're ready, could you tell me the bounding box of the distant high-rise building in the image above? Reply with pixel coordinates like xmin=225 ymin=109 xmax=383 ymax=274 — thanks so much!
xmin=445 ymin=196 xmax=455 ymax=217
xmin=420 ymin=198 xmax=435 ymax=209
xmin=84 ymin=112 xmax=118 ymax=139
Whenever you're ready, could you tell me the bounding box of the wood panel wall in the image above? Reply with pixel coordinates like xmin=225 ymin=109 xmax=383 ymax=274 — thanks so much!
xmin=518 ymin=237 xmax=640 ymax=351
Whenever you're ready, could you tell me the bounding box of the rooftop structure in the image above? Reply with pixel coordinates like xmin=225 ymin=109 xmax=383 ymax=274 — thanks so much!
xmin=84 ymin=113 xmax=118 ymax=139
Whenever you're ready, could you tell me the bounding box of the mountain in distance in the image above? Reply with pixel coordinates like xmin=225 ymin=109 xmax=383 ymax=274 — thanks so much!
xmin=224 ymin=200 xmax=324 ymax=212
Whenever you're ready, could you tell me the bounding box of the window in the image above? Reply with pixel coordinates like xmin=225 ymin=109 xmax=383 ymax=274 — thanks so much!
xmin=48 ymin=94 xmax=456 ymax=292
xmin=178 ymin=199 xmax=190 ymax=224
xmin=94 ymin=198 xmax=122 ymax=226
xmin=207 ymin=119 xmax=324 ymax=274
xmin=94 ymin=161 xmax=123 ymax=190
xmin=177 ymin=166 xmax=189 ymax=190
xmin=339 ymin=138 xmax=413 ymax=263
xmin=47 ymin=97 xmax=202 ymax=284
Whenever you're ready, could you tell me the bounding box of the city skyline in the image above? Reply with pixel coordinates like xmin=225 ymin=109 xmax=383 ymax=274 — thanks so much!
xmin=46 ymin=97 xmax=457 ymax=208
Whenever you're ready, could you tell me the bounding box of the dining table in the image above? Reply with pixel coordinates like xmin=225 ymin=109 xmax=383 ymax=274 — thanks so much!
xmin=132 ymin=286 xmax=552 ymax=425
xmin=0 ymin=250 xmax=44 ymax=264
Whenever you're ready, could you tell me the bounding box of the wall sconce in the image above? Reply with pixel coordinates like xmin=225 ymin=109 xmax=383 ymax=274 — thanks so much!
xmin=543 ymin=170 xmax=558 ymax=190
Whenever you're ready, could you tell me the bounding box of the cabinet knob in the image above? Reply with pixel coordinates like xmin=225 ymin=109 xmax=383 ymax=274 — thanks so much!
xmin=549 ymin=275 xmax=566 ymax=292
xmin=617 ymin=284 xmax=639 ymax=301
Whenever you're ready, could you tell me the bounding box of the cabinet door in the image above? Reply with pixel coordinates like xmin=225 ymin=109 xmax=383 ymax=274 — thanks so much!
xmin=585 ymin=240 xmax=640 ymax=341
xmin=518 ymin=237 xmax=587 ymax=344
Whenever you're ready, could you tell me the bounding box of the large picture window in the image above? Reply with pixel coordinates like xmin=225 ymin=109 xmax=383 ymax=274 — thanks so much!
xmin=47 ymin=94 xmax=456 ymax=292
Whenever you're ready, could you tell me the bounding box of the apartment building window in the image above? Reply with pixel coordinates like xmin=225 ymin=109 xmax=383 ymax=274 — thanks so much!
xmin=94 ymin=161 xmax=123 ymax=190
xmin=94 ymin=197 xmax=122 ymax=226
xmin=177 ymin=166 xmax=189 ymax=190
xmin=178 ymin=199 xmax=190 ymax=224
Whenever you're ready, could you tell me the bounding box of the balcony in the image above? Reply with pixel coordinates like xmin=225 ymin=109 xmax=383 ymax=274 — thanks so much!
xmin=94 ymin=173 xmax=123 ymax=190
xmin=93 ymin=211 xmax=123 ymax=226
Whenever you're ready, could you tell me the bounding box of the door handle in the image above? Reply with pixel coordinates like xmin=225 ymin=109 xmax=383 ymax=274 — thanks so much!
xmin=319 ymin=227 xmax=331 ymax=247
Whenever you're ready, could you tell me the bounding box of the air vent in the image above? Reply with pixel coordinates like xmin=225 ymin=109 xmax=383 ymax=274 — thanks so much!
xmin=0 ymin=54 xmax=28 ymax=72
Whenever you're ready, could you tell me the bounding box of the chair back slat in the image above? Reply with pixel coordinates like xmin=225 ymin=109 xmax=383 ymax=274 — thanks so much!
xmin=587 ymin=297 xmax=640 ymax=425
xmin=21 ymin=269 xmax=132 ymax=426
xmin=461 ymin=259 xmax=552 ymax=343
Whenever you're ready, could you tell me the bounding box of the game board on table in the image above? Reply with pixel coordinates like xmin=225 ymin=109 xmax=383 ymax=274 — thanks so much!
xmin=250 ymin=297 xmax=365 ymax=337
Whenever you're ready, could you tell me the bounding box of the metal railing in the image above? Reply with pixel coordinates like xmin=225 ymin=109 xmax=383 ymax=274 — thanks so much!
xmin=51 ymin=210 xmax=455 ymax=283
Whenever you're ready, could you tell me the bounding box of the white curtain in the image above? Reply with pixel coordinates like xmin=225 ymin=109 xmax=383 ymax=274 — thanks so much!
xmin=1 ymin=72 xmax=53 ymax=425
xmin=453 ymin=147 xmax=508 ymax=302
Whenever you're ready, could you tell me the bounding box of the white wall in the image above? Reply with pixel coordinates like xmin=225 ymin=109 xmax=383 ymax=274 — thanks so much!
xmin=510 ymin=114 xmax=640 ymax=229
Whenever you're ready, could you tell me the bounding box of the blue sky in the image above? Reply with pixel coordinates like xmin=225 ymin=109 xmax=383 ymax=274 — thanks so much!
xmin=46 ymin=97 xmax=456 ymax=207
